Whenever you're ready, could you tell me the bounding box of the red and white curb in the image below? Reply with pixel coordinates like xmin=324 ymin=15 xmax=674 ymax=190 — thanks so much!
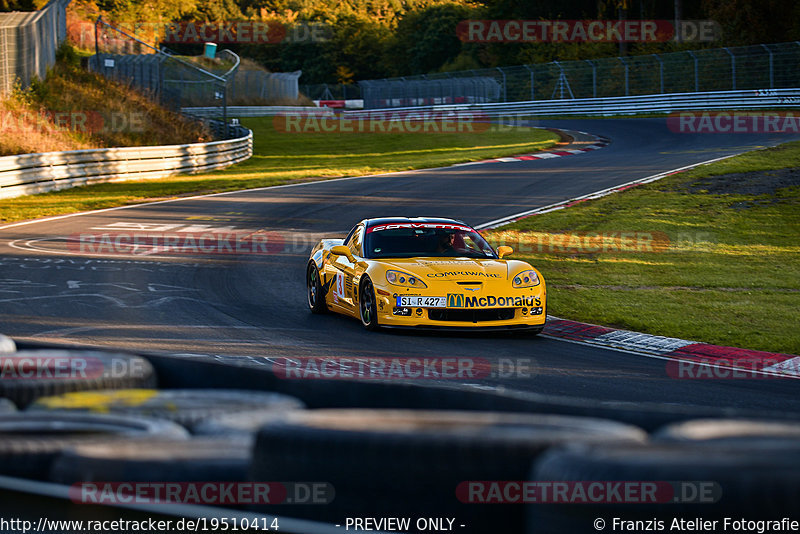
xmin=543 ymin=316 xmax=800 ymax=379
xmin=473 ymin=147 xmax=797 ymax=378
xmin=451 ymin=133 xmax=609 ymax=168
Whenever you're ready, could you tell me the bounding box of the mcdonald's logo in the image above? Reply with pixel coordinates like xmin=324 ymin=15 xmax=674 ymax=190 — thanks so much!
xmin=447 ymin=293 xmax=464 ymax=308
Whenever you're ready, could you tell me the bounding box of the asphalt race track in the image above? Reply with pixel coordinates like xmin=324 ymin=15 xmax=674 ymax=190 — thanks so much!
xmin=1 ymin=118 xmax=799 ymax=412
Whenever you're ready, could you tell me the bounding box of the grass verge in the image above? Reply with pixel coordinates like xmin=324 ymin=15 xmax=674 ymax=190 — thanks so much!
xmin=0 ymin=118 xmax=559 ymax=224
xmin=484 ymin=140 xmax=800 ymax=354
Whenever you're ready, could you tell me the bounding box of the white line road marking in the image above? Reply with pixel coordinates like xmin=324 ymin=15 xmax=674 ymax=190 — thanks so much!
xmin=476 ymin=153 xmax=739 ymax=230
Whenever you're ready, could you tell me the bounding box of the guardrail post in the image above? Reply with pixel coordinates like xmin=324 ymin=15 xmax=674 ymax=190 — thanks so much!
xmin=760 ymin=44 xmax=774 ymax=88
xmin=687 ymin=50 xmax=699 ymax=92
xmin=723 ymin=47 xmax=736 ymax=90
xmin=523 ymin=65 xmax=534 ymax=101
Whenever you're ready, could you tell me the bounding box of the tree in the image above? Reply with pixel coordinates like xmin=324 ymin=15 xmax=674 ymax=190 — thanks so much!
xmin=386 ymin=3 xmax=478 ymax=75
xmin=702 ymin=0 xmax=800 ymax=46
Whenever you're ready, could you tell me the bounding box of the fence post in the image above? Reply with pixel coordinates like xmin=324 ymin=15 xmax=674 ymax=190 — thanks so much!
xmin=619 ymin=56 xmax=629 ymax=96
xmin=1 ymin=28 xmax=9 ymax=94
xmin=222 ymin=82 xmax=228 ymax=139
xmin=551 ymin=61 xmax=574 ymax=99
xmin=444 ymin=71 xmax=453 ymax=104
xmin=760 ymin=44 xmax=773 ymax=88
xmin=585 ymin=59 xmax=596 ymax=98
xmin=687 ymin=50 xmax=699 ymax=92
xmin=723 ymin=47 xmax=736 ymax=90
xmin=94 ymin=16 xmax=100 ymax=57
xmin=523 ymin=64 xmax=534 ymax=101
xmin=496 ymin=67 xmax=507 ymax=102
xmin=653 ymin=54 xmax=664 ymax=94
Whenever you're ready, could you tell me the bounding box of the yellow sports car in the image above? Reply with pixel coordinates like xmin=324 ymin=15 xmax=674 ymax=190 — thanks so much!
xmin=306 ymin=217 xmax=546 ymax=332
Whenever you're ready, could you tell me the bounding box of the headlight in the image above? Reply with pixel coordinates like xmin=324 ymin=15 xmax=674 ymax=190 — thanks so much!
xmin=386 ymin=270 xmax=427 ymax=288
xmin=512 ymin=269 xmax=540 ymax=288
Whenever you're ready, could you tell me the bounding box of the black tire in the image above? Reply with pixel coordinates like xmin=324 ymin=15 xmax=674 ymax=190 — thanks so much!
xmin=306 ymin=262 xmax=327 ymax=314
xmin=359 ymin=277 xmax=379 ymax=331
xmin=50 ymin=437 xmax=253 ymax=486
xmin=529 ymin=325 xmax=544 ymax=335
xmin=527 ymin=442 xmax=800 ymax=533
xmin=250 ymin=409 xmax=646 ymax=532
xmin=654 ymin=418 xmax=800 ymax=446
xmin=28 ymin=389 xmax=304 ymax=433
xmin=0 ymin=349 xmax=156 ymax=409
xmin=512 ymin=325 xmax=544 ymax=337
xmin=193 ymin=408 xmax=299 ymax=438
xmin=0 ymin=333 xmax=15 ymax=353
xmin=0 ymin=412 xmax=188 ymax=480
xmin=0 ymin=398 xmax=15 ymax=413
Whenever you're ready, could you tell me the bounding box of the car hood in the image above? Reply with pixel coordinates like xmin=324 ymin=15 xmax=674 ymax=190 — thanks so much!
xmin=378 ymin=257 xmax=514 ymax=282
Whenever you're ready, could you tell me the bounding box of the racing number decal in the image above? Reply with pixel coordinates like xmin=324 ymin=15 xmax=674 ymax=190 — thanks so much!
xmin=333 ymin=272 xmax=345 ymax=302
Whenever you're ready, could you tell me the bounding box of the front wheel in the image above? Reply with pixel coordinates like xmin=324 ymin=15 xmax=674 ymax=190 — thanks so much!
xmin=359 ymin=277 xmax=380 ymax=331
xmin=307 ymin=263 xmax=327 ymax=314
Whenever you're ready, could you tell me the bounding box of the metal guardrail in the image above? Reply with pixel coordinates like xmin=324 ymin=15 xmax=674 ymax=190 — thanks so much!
xmin=342 ymin=88 xmax=800 ymax=118
xmin=0 ymin=126 xmax=252 ymax=199
xmin=183 ymin=106 xmax=333 ymax=118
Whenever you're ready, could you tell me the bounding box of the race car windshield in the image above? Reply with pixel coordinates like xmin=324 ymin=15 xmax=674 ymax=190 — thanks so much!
xmin=364 ymin=225 xmax=497 ymax=259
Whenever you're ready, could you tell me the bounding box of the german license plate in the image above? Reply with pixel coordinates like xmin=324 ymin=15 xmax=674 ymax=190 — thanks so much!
xmin=396 ymin=296 xmax=446 ymax=308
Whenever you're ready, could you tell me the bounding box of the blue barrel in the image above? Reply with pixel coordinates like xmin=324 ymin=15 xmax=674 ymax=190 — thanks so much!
xmin=204 ymin=42 xmax=217 ymax=59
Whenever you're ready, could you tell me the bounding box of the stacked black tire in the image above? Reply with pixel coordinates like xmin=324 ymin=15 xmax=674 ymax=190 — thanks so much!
xmin=3 ymin=338 xmax=800 ymax=534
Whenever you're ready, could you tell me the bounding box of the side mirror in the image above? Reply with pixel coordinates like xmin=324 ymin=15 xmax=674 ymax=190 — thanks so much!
xmin=331 ymin=245 xmax=355 ymax=261
xmin=497 ymin=246 xmax=514 ymax=259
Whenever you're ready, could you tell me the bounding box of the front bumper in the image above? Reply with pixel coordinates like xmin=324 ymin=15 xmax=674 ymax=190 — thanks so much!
xmin=375 ymin=283 xmax=546 ymax=330
xmin=376 ymin=303 xmax=546 ymax=329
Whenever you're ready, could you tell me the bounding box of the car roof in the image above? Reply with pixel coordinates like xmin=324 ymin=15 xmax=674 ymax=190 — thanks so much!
xmin=363 ymin=217 xmax=470 ymax=229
